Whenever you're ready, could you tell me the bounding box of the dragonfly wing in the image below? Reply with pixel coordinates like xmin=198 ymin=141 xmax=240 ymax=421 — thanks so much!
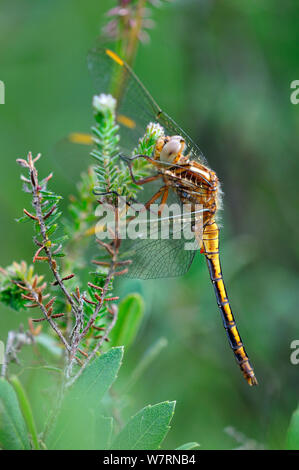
xmin=87 ymin=48 xmax=208 ymax=164
xmin=88 ymin=47 xmax=159 ymax=156
xmin=99 ymin=201 xmax=204 ymax=279
xmin=120 ymin=238 xmax=197 ymax=279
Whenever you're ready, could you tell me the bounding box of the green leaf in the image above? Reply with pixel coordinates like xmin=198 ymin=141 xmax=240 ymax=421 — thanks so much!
xmin=93 ymin=415 xmax=114 ymax=450
xmin=40 ymin=190 xmax=62 ymax=199
xmin=46 ymin=223 xmax=58 ymax=237
xmin=47 ymin=347 xmax=123 ymax=450
xmin=71 ymin=346 xmax=124 ymax=406
xmin=0 ymin=378 xmax=30 ymax=449
xmin=176 ymin=442 xmax=200 ymax=450
xmin=16 ymin=215 xmax=31 ymax=223
xmin=44 ymin=210 xmax=62 ymax=226
xmin=112 ymin=401 xmax=176 ymax=450
xmin=0 ymin=283 xmax=28 ymax=311
xmin=110 ymin=294 xmax=144 ymax=349
xmin=286 ymin=405 xmax=299 ymax=450
xmin=10 ymin=376 xmax=39 ymax=450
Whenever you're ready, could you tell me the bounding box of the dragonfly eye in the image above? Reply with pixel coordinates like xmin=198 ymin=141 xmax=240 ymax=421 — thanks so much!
xmin=159 ymin=138 xmax=182 ymax=162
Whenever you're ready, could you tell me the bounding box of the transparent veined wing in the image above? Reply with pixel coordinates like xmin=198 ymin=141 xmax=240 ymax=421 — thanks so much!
xmin=52 ymin=48 xmax=206 ymax=279
xmin=52 ymin=47 xmax=208 ymax=182
xmin=87 ymin=48 xmax=208 ymax=165
xmin=121 ymin=238 xmax=197 ymax=279
xmin=95 ymin=198 xmax=204 ymax=279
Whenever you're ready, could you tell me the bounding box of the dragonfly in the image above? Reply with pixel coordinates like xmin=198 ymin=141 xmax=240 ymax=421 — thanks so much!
xmin=76 ymin=47 xmax=258 ymax=386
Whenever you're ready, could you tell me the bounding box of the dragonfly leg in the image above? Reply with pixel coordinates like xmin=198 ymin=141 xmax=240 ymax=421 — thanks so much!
xmin=131 ymin=172 xmax=161 ymax=186
xmin=93 ymin=189 xmax=135 ymax=208
xmin=158 ymin=187 xmax=169 ymax=216
xmin=127 ymin=186 xmax=168 ymax=223
xmin=123 ymin=153 xmax=161 ymax=167
xmin=143 ymin=186 xmax=169 ymax=213
xmin=202 ymin=221 xmax=258 ymax=386
xmin=121 ymin=155 xmax=162 ymax=185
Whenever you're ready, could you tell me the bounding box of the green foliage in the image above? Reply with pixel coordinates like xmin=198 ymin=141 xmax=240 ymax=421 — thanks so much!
xmin=90 ymin=95 xmax=163 ymax=201
xmin=110 ymin=294 xmax=144 ymax=349
xmin=0 ymin=0 xmax=298 ymax=451
xmin=90 ymin=91 xmax=165 ymax=201
xmin=0 ymin=88 xmax=179 ymax=452
xmin=112 ymin=401 xmax=176 ymax=450
xmin=132 ymin=122 xmax=164 ymax=158
xmin=94 ymin=415 xmax=114 ymax=450
xmin=46 ymin=348 xmax=180 ymax=450
xmin=0 ymin=378 xmax=30 ymax=450
xmin=0 ymin=262 xmax=42 ymax=312
xmin=33 ymin=189 xmax=65 ymax=257
xmin=47 ymin=347 xmax=124 ymax=450
xmin=286 ymin=405 xmax=299 ymax=450
xmin=91 ymin=94 xmax=121 ymax=196
xmin=63 ymin=167 xmax=98 ymax=271
xmin=10 ymin=375 xmax=39 ymax=450
xmin=70 ymin=346 xmax=124 ymax=406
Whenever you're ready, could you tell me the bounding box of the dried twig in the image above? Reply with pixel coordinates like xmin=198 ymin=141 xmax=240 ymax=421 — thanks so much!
xmin=1 ymin=327 xmax=34 ymax=378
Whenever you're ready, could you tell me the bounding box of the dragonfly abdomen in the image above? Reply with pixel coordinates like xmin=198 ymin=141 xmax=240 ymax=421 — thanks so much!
xmin=202 ymin=221 xmax=258 ymax=386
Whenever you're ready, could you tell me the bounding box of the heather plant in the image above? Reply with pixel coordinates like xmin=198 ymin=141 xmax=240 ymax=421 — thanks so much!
xmin=0 ymin=0 xmax=202 ymax=450
xmin=0 ymin=89 xmax=189 ymax=450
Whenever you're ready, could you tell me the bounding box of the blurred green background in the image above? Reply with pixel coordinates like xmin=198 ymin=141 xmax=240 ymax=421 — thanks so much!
xmin=0 ymin=0 xmax=299 ymax=450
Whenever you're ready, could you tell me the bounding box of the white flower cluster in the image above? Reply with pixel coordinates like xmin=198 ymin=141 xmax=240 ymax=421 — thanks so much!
xmin=92 ymin=93 xmax=117 ymax=113
xmin=145 ymin=122 xmax=165 ymax=139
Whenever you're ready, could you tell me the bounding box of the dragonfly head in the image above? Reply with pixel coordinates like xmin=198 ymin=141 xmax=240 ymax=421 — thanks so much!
xmin=155 ymin=135 xmax=186 ymax=164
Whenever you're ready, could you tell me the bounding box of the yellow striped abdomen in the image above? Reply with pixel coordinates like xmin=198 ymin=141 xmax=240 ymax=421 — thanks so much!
xmin=202 ymin=221 xmax=258 ymax=386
